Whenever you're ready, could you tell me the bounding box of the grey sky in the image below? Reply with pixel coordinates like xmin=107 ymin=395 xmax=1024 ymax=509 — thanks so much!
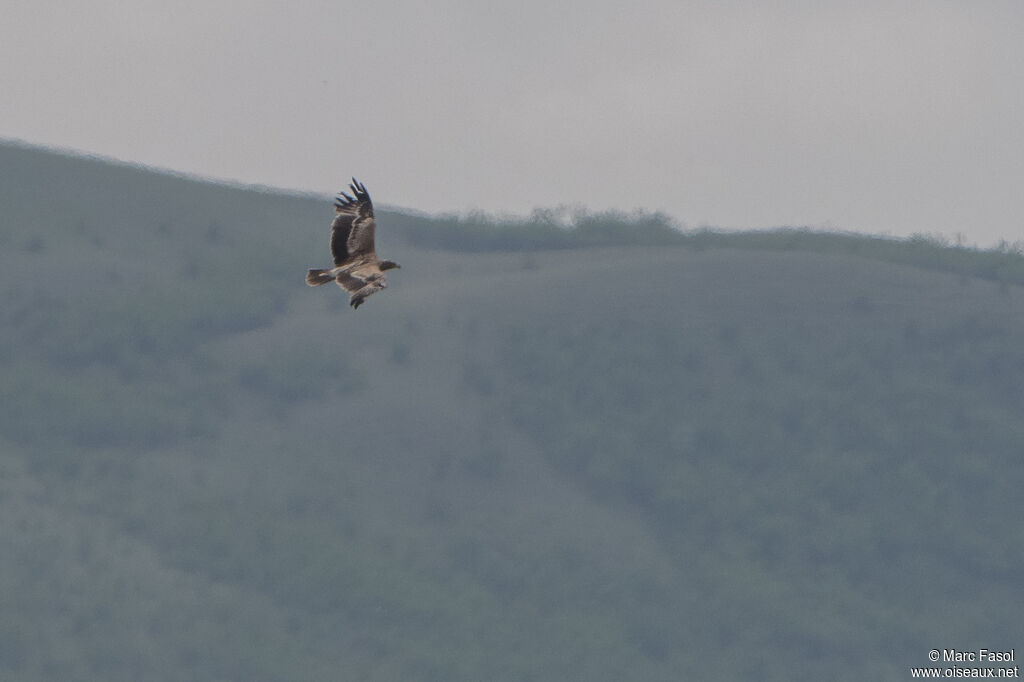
xmin=2 ymin=1 xmax=1022 ymax=245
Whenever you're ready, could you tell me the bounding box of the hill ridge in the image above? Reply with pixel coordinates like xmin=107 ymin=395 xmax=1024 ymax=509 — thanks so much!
xmin=2 ymin=141 xmax=1023 ymax=681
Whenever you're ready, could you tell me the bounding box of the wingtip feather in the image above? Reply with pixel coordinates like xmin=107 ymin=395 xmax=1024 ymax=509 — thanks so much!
xmin=350 ymin=177 xmax=368 ymax=198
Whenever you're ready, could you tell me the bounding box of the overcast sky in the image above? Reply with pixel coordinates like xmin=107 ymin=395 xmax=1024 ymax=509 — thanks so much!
xmin=2 ymin=1 xmax=1022 ymax=245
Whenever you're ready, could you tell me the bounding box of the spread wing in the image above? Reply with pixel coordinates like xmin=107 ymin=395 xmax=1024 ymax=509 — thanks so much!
xmin=330 ymin=178 xmax=376 ymax=266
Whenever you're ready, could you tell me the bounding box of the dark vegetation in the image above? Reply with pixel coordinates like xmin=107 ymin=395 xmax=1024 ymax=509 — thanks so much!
xmin=2 ymin=140 xmax=1023 ymax=681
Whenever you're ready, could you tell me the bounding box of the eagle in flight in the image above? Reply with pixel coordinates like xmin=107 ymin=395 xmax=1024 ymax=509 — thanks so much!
xmin=306 ymin=179 xmax=400 ymax=309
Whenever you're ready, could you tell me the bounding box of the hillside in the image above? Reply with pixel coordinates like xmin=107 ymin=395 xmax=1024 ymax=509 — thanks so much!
xmin=2 ymin=141 xmax=1023 ymax=681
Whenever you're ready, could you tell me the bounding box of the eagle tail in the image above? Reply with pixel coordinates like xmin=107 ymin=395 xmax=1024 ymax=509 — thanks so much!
xmin=306 ymin=269 xmax=334 ymax=286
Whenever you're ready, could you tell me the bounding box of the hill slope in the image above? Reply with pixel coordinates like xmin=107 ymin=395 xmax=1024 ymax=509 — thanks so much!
xmin=2 ymin=141 xmax=1023 ymax=681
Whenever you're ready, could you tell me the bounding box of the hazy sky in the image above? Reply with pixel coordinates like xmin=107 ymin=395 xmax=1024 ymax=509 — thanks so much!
xmin=2 ymin=1 xmax=1022 ymax=245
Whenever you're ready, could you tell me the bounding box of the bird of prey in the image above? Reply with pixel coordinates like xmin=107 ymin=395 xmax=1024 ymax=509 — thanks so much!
xmin=306 ymin=179 xmax=400 ymax=309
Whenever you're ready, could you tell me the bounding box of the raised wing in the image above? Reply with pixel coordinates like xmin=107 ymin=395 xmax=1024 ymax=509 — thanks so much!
xmin=330 ymin=178 xmax=376 ymax=265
